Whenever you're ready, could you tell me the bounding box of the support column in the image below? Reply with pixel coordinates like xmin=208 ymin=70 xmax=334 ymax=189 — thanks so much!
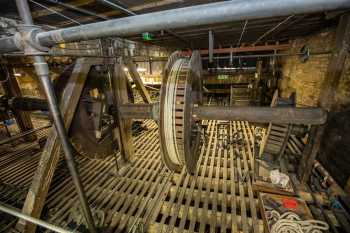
xmin=113 ymin=63 xmax=135 ymax=162
xmin=0 ymin=63 xmax=35 ymax=140
xmin=298 ymin=14 xmax=350 ymax=183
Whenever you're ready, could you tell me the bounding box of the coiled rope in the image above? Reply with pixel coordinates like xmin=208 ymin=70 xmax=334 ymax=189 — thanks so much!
xmin=268 ymin=210 xmax=329 ymax=233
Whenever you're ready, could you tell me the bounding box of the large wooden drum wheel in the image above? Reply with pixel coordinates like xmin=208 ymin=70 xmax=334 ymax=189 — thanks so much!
xmin=159 ymin=51 xmax=203 ymax=173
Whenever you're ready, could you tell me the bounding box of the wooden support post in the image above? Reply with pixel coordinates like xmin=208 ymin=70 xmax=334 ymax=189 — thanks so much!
xmin=124 ymin=58 xmax=152 ymax=104
xmin=298 ymin=14 xmax=350 ymax=183
xmin=113 ymin=63 xmax=135 ymax=162
xmin=16 ymin=58 xmax=100 ymax=233
xmin=0 ymin=64 xmax=35 ymax=140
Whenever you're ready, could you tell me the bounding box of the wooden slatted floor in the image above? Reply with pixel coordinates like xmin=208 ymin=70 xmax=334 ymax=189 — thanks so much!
xmin=0 ymin=119 xmax=264 ymax=233
xmin=41 ymin=119 xmax=263 ymax=232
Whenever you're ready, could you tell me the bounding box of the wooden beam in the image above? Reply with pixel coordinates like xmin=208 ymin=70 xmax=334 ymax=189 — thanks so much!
xmin=16 ymin=58 xmax=101 ymax=233
xmin=112 ymin=63 xmax=135 ymax=162
xmin=298 ymin=14 xmax=350 ymax=183
xmin=119 ymin=103 xmax=156 ymax=119
xmin=0 ymin=65 xmax=35 ymax=140
xmin=124 ymin=59 xmax=152 ymax=104
xmin=181 ymin=44 xmax=290 ymax=56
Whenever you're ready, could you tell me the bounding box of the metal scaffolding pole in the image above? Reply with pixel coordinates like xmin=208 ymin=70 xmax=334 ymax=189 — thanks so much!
xmin=0 ymin=203 xmax=72 ymax=233
xmin=1 ymin=0 xmax=349 ymax=53
xmin=14 ymin=1 xmax=96 ymax=232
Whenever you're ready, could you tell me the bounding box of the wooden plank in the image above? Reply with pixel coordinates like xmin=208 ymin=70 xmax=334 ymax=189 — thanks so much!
xmin=221 ymin=125 xmax=228 ymax=233
xmin=166 ymin=173 xmax=190 ymax=233
xmin=113 ymin=63 xmax=135 ymax=162
xmin=112 ymin=162 xmax=162 ymax=231
xmin=106 ymin=145 xmax=160 ymax=225
xmin=124 ymin=58 xmax=152 ymax=104
xmin=241 ymin=122 xmax=259 ymax=233
xmin=211 ymin=125 xmax=220 ymax=233
xmin=229 ymin=122 xmax=238 ymax=233
xmin=277 ymin=125 xmax=292 ymax=161
xmin=235 ymin=122 xmax=249 ymax=233
xmin=178 ymin=123 xmax=207 ymax=231
xmin=188 ymin=120 xmax=215 ymax=232
xmin=200 ymin=122 xmax=218 ymax=233
xmin=16 ymin=58 xmax=98 ymax=233
xmin=158 ymin=167 xmax=186 ymax=233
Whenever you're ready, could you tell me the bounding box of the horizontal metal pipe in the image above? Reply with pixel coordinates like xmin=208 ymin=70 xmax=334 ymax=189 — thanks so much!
xmin=8 ymin=96 xmax=48 ymax=111
xmin=0 ymin=202 xmax=72 ymax=233
xmin=1 ymin=0 xmax=350 ymax=53
xmin=193 ymin=106 xmax=327 ymax=125
xmin=0 ymin=36 xmax=21 ymax=53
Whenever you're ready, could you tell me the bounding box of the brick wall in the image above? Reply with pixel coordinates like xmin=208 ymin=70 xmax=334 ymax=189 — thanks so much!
xmin=279 ymin=29 xmax=350 ymax=110
xmin=279 ymin=28 xmax=350 ymax=188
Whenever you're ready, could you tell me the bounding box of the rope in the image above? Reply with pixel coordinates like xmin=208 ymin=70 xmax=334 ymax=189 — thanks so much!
xmin=268 ymin=210 xmax=329 ymax=233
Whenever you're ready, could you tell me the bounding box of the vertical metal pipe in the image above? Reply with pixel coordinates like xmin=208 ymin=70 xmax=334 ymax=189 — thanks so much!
xmin=208 ymin=30 xmax=214 ymax=63
xmin=14 ymin=1 xmax=96 ymax=232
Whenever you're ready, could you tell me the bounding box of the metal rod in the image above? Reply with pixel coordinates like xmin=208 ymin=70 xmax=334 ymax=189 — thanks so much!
xmin=98 ymin=0 xmax=136 ymax=16
xmin=208 ymin=30 xmax=214 ymax=63
xmin=44 ymin=0 xmax=109 ymax=20
xmin=236 ymin=20 xmax=248 ymax=47
xmin=253 ymin=15 xmax=295 ymax=45
xmin=0 ymin=124 xmax=51 ymax=146
xmin=15 ymin=1 xmax=96 ymax=232
xmin=3 ymin=0 xmax=348 ymax=53
xmin=29 ymin=0 xmax=81 ymax=25
xmin=0 ymin=202 xmax=72 ymax=233
xmin=193 ymin=106 xmax=327 ymax=125
xmin=98 ymin=0 xmax=190 ymax=46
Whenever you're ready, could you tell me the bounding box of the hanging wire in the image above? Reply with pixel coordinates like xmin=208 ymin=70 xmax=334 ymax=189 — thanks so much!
xmin=253 ymin=15 xmax=294 ymax=45
xmin=29 ymin=0 xmax=81 ymax=25
xmin=236 ymin=20 xmax=248 ymax=47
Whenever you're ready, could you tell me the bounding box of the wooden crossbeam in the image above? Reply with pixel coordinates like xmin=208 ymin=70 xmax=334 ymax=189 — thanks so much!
xmin=16 ymin=58 xmax=102 ymax=233
xmin=124 ymin=59 xmax=152 ymax=104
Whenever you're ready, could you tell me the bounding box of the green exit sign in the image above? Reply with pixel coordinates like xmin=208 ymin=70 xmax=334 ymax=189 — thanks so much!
xmin=142 ymin=32 xmax=154 ymax=41
xmin=218 ymin=75 xmax=229 ymax=80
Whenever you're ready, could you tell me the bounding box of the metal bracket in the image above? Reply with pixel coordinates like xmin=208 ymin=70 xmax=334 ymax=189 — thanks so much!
xmin=16 ymin=25 xmax=49 ymax=55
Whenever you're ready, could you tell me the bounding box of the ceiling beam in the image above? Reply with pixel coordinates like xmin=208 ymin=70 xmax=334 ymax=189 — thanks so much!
xmin=182 ymin=44 xmax=290 ymax=55
xmin=32 ymin=0 xmax=94 ymax=18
